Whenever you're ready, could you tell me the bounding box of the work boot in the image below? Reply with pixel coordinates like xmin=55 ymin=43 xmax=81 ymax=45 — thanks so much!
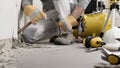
xmin=49 ymin=36 xmax=58 ymax=43
xmin=54 ymin=32 xmax=74 ymax=45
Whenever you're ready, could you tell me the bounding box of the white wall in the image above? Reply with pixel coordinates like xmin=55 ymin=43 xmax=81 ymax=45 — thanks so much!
xmin=0 ymin=0 xmax=18 ymax=40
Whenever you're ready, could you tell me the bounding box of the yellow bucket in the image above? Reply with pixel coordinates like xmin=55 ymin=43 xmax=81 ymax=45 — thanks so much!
xmin=73 ymin=12 xmax=111 ymax=38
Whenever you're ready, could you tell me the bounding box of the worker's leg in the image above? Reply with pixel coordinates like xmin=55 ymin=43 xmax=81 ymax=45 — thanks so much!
xmin=53 ymin=0 xmax=70 ymax=18
xmin=52 ymin=0 xmax=90 ymax=45
xmin=52 ymin=0 xmax=75 ymax=45
xmin=22 ymin=10 xmax=59 ymax=43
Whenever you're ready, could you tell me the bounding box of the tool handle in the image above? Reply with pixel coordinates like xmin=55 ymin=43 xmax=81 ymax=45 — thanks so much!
xmin=18 ymin=22 xmax=32 ymax=34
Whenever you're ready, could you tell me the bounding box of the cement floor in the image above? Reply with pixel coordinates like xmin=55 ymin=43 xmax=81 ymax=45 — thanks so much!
xmin=14 ymin=5 xmax=120 ymax=68
xmin=14 ymin=43 xmax=107 ymax=68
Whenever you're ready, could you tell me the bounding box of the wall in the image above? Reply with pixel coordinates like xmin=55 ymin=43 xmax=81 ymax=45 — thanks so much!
xmin=0 ymin=0 xmax=22 ymax=53
xmin=0 ymin=0 xmax=18 ymax=40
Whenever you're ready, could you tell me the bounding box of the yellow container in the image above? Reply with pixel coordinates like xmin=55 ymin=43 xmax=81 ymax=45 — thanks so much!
xmin=80 ymin=12 xmax=111 ymax=38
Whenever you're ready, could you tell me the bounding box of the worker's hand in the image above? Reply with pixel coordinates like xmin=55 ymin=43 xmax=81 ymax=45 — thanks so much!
xmin=30 ymin=11 xmax=46 ymax=24
xmin=58 ymin=15 xmax=78 ymax=32
xmin=24 ymin=5 xmax=46 ymax=24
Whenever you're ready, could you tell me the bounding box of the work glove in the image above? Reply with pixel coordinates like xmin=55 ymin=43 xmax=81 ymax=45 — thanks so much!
xmin=24 ymin=5 xmax=46 ymax=24
xmin=58 ymin=15 xmax=78 ymax=33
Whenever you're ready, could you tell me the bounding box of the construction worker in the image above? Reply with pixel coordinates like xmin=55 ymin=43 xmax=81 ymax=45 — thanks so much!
xmin=21 ymin=0 xmax=90 ymax=44
xmin=52 ymin=0 xmax=91 ymax=45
